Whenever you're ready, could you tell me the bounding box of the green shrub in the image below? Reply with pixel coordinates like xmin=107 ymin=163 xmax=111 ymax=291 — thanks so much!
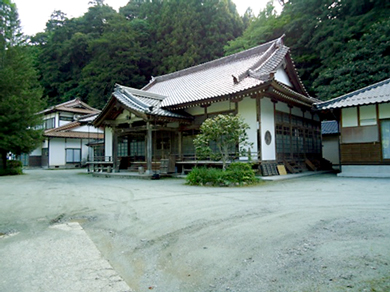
xmin=0 ymin=160 xmax=23 ymax=176
xmin=7 ymin=160 xmax=22 ymax=169
xmin=186 ymin=162 xmax=258 ymax=186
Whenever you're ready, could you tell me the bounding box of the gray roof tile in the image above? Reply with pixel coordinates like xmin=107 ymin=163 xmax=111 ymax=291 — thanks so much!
xmin=114 ymin=85 xmax=189 ymax=120
xmin=143 ymin=38 xmax=293 ymax=108
xmin=316 ymin=78 xmax=390 ymax=110
xmin=322 ymin=120 xmax=339 ymax=135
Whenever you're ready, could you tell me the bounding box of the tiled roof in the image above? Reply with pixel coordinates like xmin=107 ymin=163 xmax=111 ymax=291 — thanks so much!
xmin=112 ymin=85 xmax=190 ymax=120
xmin=143 ymin=37 xmax=306 ymax=108
xmin=316 ymin=78 xmax=390 ymax=110
xmin=321 ymin=120 xmax=339 ymax=135
xmin=39 ymin=98 xmax=100 ymax=115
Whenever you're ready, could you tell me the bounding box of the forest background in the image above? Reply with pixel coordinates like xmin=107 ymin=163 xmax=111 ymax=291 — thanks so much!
xmin=4 ymin=0 xmax=390 ymax=109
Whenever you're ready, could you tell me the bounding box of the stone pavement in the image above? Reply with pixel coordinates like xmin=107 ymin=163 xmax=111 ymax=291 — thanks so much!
xmin=0 ymin=222 xmax=132 ymax=292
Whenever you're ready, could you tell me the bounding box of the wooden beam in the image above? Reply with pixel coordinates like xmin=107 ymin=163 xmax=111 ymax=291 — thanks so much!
xmin=146 ymin=122 xmax=153 ymax=174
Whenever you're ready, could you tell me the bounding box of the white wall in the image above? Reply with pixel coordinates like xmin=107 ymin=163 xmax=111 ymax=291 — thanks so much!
xmin=49 ymin=138 xmax=65 ymax=166
xmin=275 ymin=68 xmax=293 ymax=87
xmin=342 ymin=108 xmax=358 ymax=127
xmin=260 ymin=97 xmax=276 ymax=161
xmin=322 ymin=136 xmax=340 ymax=167
xmin=30 ymin=146 xmax=42 ymax=156
xmin=105 ymin=128 xmax=113 ymax=160
xmin=379 ymin=103 xmax=390 ymax=119
xmin=208 ymin=100 xmax=232 ymax=113
xmin=275 ymin=102 xmax=289 ymax=114
xmin=185 ymin=106 xmax=205 ymax=116
xmin=73 ymin=125 xmax=103 ymax=133
xmin=237 ymin=97 xmax=258 ymax=159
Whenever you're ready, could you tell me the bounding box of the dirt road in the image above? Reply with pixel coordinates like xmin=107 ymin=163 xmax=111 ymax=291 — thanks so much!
xmin=1 ymin=169 xmax=389 ymax=291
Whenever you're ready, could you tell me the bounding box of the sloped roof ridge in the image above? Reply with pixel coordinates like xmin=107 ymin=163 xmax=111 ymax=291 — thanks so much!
xmin=45 ymin=121 xmax=81 ymax=133
xmin=316 ymin=77 xmax=390 ymax=107
xmin=117 ymin=84 xmax=166 ymax=100
xmin=143 ymin=38 xmax=279 ymax=88
xmin=234 ymin=41 xmax=277 ymax=82
xmin=114 ymin=90 xmax=151 ymax=113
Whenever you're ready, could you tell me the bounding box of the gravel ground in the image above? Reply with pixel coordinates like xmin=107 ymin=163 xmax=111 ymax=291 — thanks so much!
xmin=0 ymin=169 xmax=389 ymax=292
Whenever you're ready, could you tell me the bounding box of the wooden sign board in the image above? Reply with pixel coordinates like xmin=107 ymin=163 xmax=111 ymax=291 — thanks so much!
xmin=277 ymin=165 xmax=287 ymax=175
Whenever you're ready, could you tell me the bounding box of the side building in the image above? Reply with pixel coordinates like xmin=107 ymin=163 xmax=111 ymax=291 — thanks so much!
xmin=316 ymin=77 xmax=390 ymax=177
xmin=94 ymin=36 xmax=322 ymax=175
xmin=28 ymin=99 xmax=103 ymax=168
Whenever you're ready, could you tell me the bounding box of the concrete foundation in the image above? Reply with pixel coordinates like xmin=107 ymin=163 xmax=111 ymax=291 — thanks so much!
xmin=338 ymin=165 xmax=390 ymax=178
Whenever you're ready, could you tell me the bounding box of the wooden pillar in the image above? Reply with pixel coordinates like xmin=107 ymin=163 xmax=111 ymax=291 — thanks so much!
xmin=178 ymin=131 xmax=182 ymax=160
xmin=146 ymin=121 xmax=153 ymax=174
xmin=112 ymin=127 xmax=118 ymax=172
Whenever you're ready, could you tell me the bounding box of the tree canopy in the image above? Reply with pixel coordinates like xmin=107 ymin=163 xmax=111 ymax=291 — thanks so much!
xmin=193 ymin=114 xmax=252 ymax=171
xmin=0 ymin=0 xmax=44 ymax=169
xmin=225 ymin=0 xmax=390 ymax=100
xmin=32 ymin=0 xmax=244 ymax=108
xmin=14 ymin=0 xmax=390 ymax=109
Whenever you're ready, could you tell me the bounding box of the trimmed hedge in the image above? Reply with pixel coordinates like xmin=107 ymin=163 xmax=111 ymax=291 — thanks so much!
xmin=186 ymin=162 xmax=259 ymax=186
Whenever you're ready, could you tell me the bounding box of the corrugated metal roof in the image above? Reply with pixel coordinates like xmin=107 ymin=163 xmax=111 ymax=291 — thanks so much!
xmin=316 ymin=78 xmax=390 ymax=110
xmin=321 ymin=121 xmax=339 ymax=135
xmin=143 ymin=38 xmax=294 ymax=108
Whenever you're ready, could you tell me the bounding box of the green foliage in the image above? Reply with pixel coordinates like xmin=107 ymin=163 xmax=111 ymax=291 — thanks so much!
xmin=193 ymin=114 xmax=252 ymax=170
xmin=225 ymin=0 xmax=390 ymax=100
xmin=0 ymin=160 xmax=23 ymax=175
xmin=186 ymin=163 xmax=258 ymax=186
xmin=0 ymin=1 xmax=44 ymax=169
xmin=31 ymin=0 xmax=244 ymax=108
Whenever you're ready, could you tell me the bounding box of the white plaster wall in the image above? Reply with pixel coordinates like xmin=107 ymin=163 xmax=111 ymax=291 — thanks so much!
xmin=379 ymin=103 xmax=390 ymax=119
xmin=304 ymin=111 xmax=312 ymax=120
xmin=167 ymin=122 xmax=179 ymax=128
xmin=275 ymin=102 xmax=289 ymax=114
xmin=342 ymin=108 xmax=358 ymax=127
xmin=208 ymin=100 xmax=231 ymax=113
xmin=261 ymin=97 xmax=276 ymax=161
xmin=30 ymin=147 xmax=42 ymax=156
xmin=72 ymin=125 xmax=103 ymax=133
xmin=59 ymin=120 xmax=72 ymax=127
xmin=105 ymin=128 xmax=113 ymax=160
xmin=65 ymin=139 xmax=81 ymax=148
xmin=322 ymin=136 xmax=340 ymax=166
xmin=49 ymin=138 xmax=65 ymax=166
xmin=275 ymin=68 xmax=293 ymax=87
xmin=291 ymin=106 xmax=302 ymax=117
xmin=81 ymin=139 xmax=90 ymax=161
xmin=359 ymin=105 xmax=377 ymax=125
xmin=237 ymin=97 xmax=258 ymax=158
xmin=185 ymin=106 xmax=205 ymax=116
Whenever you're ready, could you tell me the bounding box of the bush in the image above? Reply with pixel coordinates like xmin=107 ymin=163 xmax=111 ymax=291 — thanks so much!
xmin=0 ymin=160 xmax=23 ymax=176
xmin=7 ymin=160 xmax=22 ymax=169
xmin=186 ymin=163 xmax=258 ymax=186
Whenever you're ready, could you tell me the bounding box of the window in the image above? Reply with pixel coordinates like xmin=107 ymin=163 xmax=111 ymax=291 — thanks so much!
xmin=381 ymin=120 xmax=390 ymax=159
xmin=118 ymin=136 xmax=128 ymax=157
xmin=66 ymin=148 xmax=81 ymax=163
xmin=59 ymin=116 xmax=74 ymax=122
xmin=44 ymin=118 xmax=55 ymax=129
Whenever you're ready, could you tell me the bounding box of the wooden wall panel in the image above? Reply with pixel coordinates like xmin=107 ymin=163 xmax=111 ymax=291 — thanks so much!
xmin=340 ymin=143 xmax=381 ymax=164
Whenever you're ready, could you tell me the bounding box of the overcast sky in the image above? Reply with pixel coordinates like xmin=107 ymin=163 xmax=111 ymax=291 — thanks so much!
xmin=13 ymin=0 xmax=280 ymax=36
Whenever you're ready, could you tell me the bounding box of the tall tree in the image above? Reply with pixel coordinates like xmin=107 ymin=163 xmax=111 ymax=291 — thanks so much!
xmin=0 ymin=0 xmax=44 ymax=169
